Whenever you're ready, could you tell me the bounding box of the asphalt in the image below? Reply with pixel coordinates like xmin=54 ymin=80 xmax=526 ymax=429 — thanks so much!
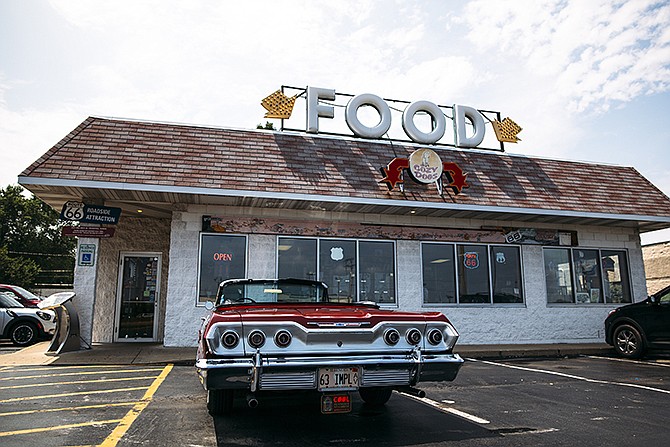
xmin=0 ymin=341 xmax=614 ymax=367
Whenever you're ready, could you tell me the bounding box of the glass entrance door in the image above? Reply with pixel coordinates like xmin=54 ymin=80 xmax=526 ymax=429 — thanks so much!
xmin=115 ymin=253 xmax=161 ymax=341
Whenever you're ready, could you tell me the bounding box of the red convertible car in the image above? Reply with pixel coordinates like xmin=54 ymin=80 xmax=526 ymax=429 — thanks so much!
xmin=196 ymin=278 xmax=464 ymax=415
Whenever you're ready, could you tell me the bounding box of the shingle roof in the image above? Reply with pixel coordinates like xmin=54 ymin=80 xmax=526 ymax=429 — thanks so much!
xmin=19 ymin=116 xmax=670 ymax=227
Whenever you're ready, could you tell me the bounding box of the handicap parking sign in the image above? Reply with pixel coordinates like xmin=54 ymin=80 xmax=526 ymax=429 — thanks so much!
xmin=79 ymin=244 xmax=96 ymax=266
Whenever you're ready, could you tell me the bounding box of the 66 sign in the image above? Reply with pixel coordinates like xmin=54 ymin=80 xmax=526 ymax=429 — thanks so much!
xmin=61 ymin=201 xmax=85 ymax=220
xmin=60 ymin=201 xmax=122 ymax=225
xmin=463 ymin=252 xmax=480 ymax=269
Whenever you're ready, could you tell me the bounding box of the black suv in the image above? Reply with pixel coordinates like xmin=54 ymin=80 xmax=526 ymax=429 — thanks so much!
xmin=605 ymin=285 xmax=670 ymax=358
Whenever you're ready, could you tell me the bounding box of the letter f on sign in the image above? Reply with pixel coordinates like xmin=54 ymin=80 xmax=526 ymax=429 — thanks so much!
xmin=307 ymin=87 xmax=336 ymax=133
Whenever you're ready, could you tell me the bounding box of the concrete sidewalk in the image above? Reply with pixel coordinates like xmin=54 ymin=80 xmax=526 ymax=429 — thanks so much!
xmin=0 ymin=341 xmax=614 ymax=367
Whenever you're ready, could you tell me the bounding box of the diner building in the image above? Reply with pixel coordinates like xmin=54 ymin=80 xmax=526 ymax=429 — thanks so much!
xmin=18 ymin=114 xmax=670 ymax=347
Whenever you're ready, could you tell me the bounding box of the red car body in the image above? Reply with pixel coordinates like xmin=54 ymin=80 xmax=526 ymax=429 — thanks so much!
xmin=0 ymin=285 xmax=42 ymax=307
xmin=196 ymin=278 xmax=464 ymax=415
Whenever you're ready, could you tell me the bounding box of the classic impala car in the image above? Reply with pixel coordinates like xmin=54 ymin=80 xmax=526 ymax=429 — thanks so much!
xmin=196 ymin=278 xmax=463 ymax=415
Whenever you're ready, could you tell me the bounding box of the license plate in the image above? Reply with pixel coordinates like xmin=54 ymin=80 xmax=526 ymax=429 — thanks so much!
xmin=317 ymin=367 xmax=360 ymax=391
xmin=321 ymin=393 xmax=352 ymax=414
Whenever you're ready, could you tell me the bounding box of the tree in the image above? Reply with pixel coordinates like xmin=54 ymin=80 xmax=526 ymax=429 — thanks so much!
xmin=0 ymin=185 xmax=76 ymax=288
xmin=0 ymin=246 xmax=40 ymax=287
xmin=256 ymin=121 xmax=276 ymax=130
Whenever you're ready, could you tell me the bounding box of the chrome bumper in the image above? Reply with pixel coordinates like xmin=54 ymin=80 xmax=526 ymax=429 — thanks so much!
xmin=196 ymin=349 xmax=463 ymax=392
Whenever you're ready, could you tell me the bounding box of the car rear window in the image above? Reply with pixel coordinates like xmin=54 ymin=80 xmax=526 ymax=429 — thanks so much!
xmin=218 ymin=281 xmax=327 ymax=304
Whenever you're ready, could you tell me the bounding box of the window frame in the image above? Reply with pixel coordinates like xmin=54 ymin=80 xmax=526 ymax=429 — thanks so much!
xmin=420 ymin=242 xmax=525 ymax=307
xmin=196 ymin=233 xmax=248 ymax=306
xmin=543 ymin=247 xmax=633 ymax=306
xmin=276 ymin=236 xmax=398 ymax=307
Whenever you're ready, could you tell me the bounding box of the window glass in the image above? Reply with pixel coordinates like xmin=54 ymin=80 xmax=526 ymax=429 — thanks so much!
xmin=277 ymin=238 xmax=317 ymax=280
xmin=490 ymin=246 xmax=523 ymax=304
xmin=544 ymin=248 xmax=574 ymax=303
xmin=359 ymin=241 xmax=396 ymax=304
xmin=657 ymin=288 xmax=670 ymax=305
xmin=319 ymin=239 xmax=357 ymax=303
xmin=198 ymin=234 xmax=246 ymax=304
xmin=421 ymin=243 xmax=456 ymax=304
xmin=218 ymin=280 xmax=327 ymax=304
xmin=601 ymin=250 xmax=631 ymax=304
xmin=573 ymin=249 xmax=603 ymax=303
xmin=457 ymin=245 xmax=490 ymax=303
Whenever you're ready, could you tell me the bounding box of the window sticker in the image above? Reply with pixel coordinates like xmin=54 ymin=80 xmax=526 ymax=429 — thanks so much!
xmin=464 ymin=252 xmax=480 ymax=269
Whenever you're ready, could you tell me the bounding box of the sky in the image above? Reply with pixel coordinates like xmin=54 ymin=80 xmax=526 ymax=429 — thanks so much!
xmin=1 ymin=0 xmax=670 ymax=244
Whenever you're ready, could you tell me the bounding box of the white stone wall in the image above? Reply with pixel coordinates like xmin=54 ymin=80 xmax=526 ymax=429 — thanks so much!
xmin=642 ymin=242 xmax=670 ymax=294
xmin=161 ymin=205 xmax=646 ymax=347
xmin=73 ymin=238 xmax=99 ymax=346
xmin=91 ymin=217 xmax=171 ymax=343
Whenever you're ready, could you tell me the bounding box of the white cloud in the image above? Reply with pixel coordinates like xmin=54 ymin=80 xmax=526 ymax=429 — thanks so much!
xmin=462 ymin=0 xmax=670 ymax=115
xmin=1 ymin=0 xmax=668 ymax=198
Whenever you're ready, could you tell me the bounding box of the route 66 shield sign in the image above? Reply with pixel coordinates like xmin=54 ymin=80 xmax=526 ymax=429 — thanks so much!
xmin=463 ymin=252 xmax=479 ymax=269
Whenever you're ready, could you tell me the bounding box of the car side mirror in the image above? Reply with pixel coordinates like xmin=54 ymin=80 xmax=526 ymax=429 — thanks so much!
xmin=204 ymin=301 xmax=214 ymax=311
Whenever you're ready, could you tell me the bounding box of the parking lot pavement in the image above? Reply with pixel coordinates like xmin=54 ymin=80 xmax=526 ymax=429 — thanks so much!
xmin=0 ymin=363 xmax=173 ymax=447
xmin=2 ymin=349 xmax=669 ymax=447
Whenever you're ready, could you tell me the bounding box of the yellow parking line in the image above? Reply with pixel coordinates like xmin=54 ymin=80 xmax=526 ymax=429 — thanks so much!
xmin=0 ymin=386 xmax=148 ymax=403
xmin=0 ymin=365 xmax=134 ymax=373
xmin=1 ymin=376 xmax=159 ymax=390
xmin=99 ymin=364 xmax=173 ymax=447
xmin=0 ymin=419 xmax=122 ymax=437
xmin=0 ymin=368 xmax=164 ymax=381
xmin=0 ymin=401 xmax=142 ymax=417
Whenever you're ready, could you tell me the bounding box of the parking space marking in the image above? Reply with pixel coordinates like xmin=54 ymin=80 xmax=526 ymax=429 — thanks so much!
xmin=0 ymin=386 xmax=149 ymax=403
xmin=2 ymin=375 xmax=160 ymax=390
xmin=0 ymin=419 xmax=123 ymax=438
xmin=99 ymin=363 xmax=173 ymax=447
xmin=398 ymin=392 xmax=491 ymax=424
xmin=0 ymin=401 xmax=142 ymax=417
xmin=469 ymin=358 xmax=670 ymax=395
xmin=0 ymin=367 xmax=164 ymax=381
xmin=586 ymin=355 xmax=670 ymax=367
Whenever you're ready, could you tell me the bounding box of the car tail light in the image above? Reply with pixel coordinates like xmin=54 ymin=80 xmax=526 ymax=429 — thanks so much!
xmin=383 ymin=328 xmax=400 ymax=345
xmin=248 ymin=330 xmax=266 ymax=348
xmin=274 ymin=330 xmax=292 ymax=348
xmin=406 ymin=328 xmax=422 ymax=345
xmin=221 ymin=330 xmax=240 ymax=349
xmin=427 ymin=328 xmax=443 ymax=345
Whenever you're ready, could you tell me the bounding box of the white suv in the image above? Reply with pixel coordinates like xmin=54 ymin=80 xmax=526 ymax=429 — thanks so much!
xmin=0 ymin=292 xmax=56 ymax=346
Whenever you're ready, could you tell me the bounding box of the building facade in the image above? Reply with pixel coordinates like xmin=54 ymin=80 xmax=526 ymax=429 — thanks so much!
xmin=18 ymin=116 xmax=670 ymax=347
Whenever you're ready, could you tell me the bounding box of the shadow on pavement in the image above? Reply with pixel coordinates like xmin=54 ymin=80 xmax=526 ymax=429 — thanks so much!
xmin=213 ymin=391 xmax=497 ymax=446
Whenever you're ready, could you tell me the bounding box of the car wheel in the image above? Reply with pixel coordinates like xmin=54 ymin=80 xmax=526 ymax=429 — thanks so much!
xmin=10 ymin=321 xmax=38 ymax=347
xmin=613 ymin=324 xmax=645 ymax=359
xmin=207 ymin=389 xmax=233 ymax=416
xmin=359 ymin=387 xmax=393 ymax=406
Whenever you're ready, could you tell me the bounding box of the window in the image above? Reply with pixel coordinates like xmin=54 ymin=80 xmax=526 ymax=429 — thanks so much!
xmin=277 ymin=237 xmax=396 ymax=305
xmin=319 ymin=239 xmax=356 ymax=302
xmin=457 ymin=245 xmax=490 ymax=303
xmin=359 ymin=241 xmax=396 ymax=304
xmin=544 ymin=248 xmax=573 ymax=303
xmin=543 ymin=248 xmax=632 ymax=304
xmin=490 ymin=246 xmax=523 ymax=304
xmin=421 ymin=243 xmax=456 ymax=304
xmin=601 ymin=250 xmax=631 ymax=304
xmin=278 ymin=238 xmax=316 ymax=280
xmin=198 ymin=234 xmax=247 ymax=304
xmin=421 ymin=243 xmax=523 ymax=305
xmin=573 ymin=249 xmax=602 ymax=303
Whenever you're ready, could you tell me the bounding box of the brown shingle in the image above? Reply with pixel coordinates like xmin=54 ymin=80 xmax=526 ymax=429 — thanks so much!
xmin=20 ymin=116 xmax=670 ymax=219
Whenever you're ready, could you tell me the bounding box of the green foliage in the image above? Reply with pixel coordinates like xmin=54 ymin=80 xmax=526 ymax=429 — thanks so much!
xmin=0 ymin=246 xmax=40 ymax=287
xmin=0 ymin=185 xmax=76 ymax=287
xmin=256 ymin=121 xmax=276 ymax=130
